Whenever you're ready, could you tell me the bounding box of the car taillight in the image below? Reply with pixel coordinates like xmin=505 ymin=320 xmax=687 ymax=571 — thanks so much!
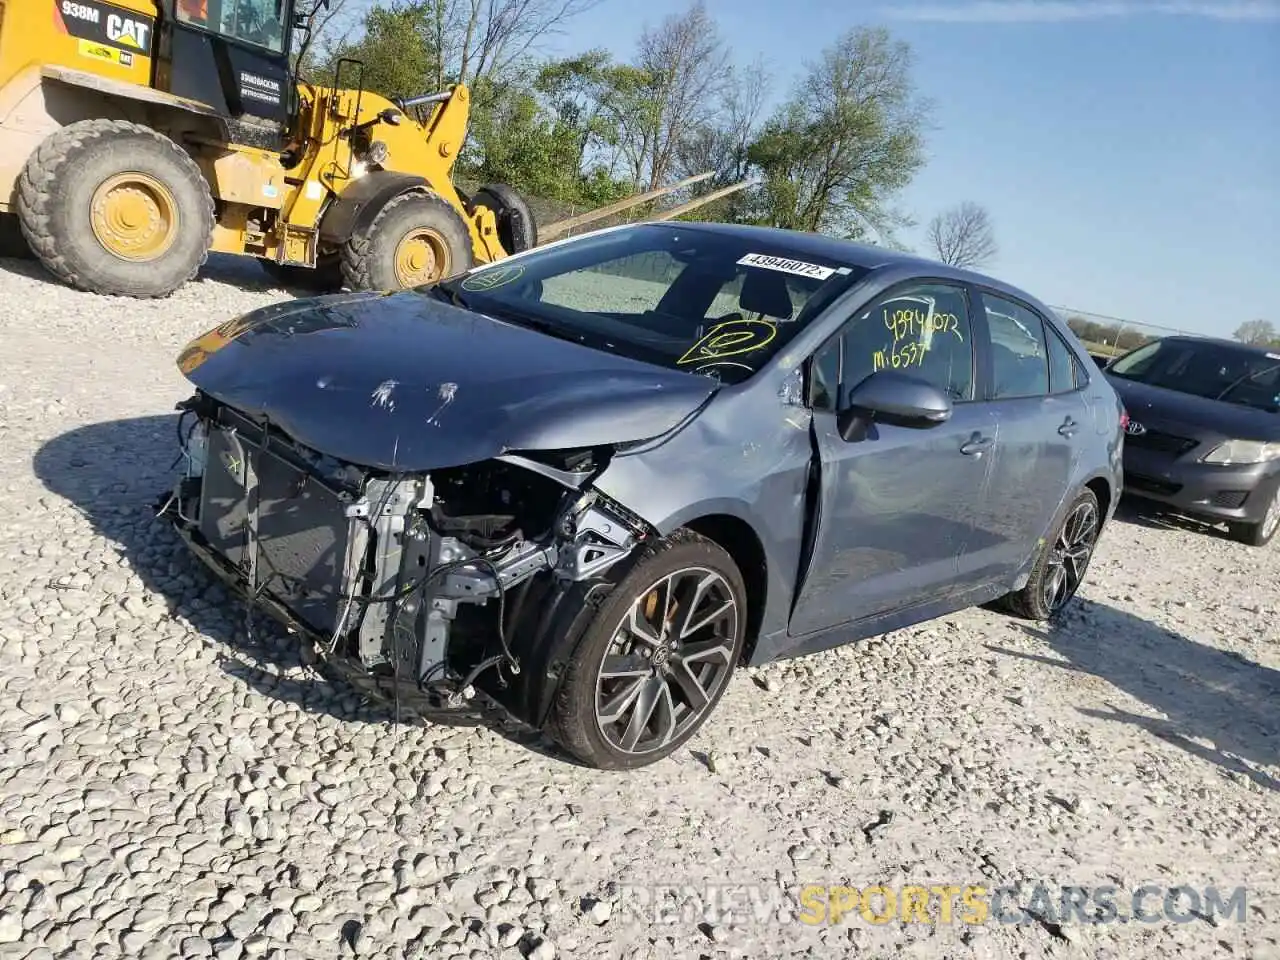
xmin=1119 ymin=409 xmax=1130 ymax=430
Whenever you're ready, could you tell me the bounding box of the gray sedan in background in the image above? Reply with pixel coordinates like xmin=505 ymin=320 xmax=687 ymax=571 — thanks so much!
xmin=1104 ymin=336 xmax=1280 ymax=545
xmin=161 ymin=222 xmax=1125 ymax=770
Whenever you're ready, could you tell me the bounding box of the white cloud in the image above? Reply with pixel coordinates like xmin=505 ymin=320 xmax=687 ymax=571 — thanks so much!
xmin=882 ymin=1 xmax=1280 ymax=22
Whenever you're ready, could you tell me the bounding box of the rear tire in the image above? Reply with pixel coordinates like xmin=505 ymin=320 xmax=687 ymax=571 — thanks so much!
xmin=340 ymin=190 xmax=474 ymax=292
xmin=547 ymin=529 xmax=746 ymax=770
xmin=992 ymin=488 xmax=1101 ymax=620
xmin=17 ymin=119 xmax=213 ymax=297
xmin=472 ymin=183 xmax=537 ymax=254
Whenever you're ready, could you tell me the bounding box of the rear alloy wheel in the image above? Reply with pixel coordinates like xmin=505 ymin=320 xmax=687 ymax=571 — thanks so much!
xmin=993 ymin=488 xmax=1101 ymax=620
xmin=1228 ymin=486 xmax=1280 ymax=547
xmin=548 ymin=530 xmax=746 ymax=769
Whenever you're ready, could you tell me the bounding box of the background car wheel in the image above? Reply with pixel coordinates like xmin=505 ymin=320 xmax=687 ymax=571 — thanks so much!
xmin=341 ymin=190 xmax=475 ymax=292
xmin=993 ymin=487 xmax=1101 ymax=620
xmin=548 ymin=529 xmax=747 ymax=770
xmin=1227 ymin=486 xmax=1280 ymax=547
xmin=17 ymin=119 xmax=213 ymax=297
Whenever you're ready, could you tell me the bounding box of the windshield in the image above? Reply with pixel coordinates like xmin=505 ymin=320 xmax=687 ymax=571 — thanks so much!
xmin=1108 ymin=338 xmax=1280 ymax=413
xmin=175 ymin=0 xmax=289 ymax=54
xmin=435 ymin=225 xmax=869 ymax=385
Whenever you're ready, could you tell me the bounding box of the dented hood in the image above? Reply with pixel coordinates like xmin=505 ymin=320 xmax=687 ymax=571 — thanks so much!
xmin=176 ymin=290 xmax=718 ymax=471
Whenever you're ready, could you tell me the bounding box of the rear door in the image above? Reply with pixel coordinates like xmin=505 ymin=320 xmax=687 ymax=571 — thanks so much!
xmin=970 ymin=290 xmax=1093 ymax=582
xmin=788 ymin=280 xmax=999 ymax=637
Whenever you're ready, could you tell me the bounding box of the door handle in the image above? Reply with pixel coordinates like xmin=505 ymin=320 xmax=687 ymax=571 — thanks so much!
xmin=960 ymin=433 xmax=994 ymax=456
xmin=1058 ymin=417 xmax=1079 ymax=437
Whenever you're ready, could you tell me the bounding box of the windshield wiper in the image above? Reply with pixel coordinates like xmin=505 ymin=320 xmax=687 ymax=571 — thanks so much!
xmin=1214 ymin=363 xmax=1280 ymax=401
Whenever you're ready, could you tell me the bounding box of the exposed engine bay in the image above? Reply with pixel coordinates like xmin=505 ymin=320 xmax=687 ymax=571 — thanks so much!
xmin=159 ymin=391 xmax=651 ymax=719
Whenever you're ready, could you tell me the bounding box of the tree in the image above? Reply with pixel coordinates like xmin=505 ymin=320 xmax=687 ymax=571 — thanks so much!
xmin=746 ymin=27 xmax=931 ymax=242
xmin=1234 ymin=319 xmax=1277 ymax=346
xmin=603 ymin=1 xmax=731 ymax=190
xmin=927 ymin=201 xmax=997 ymax=269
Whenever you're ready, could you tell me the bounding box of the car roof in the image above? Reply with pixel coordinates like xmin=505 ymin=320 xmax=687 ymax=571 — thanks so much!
xmin=633 ymin=220 xmax=1049 ymax=307
xmin=1157 ymin=334 xmax=1276 ymax=354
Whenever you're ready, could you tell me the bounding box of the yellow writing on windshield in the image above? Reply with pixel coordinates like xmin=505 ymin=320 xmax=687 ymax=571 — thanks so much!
xmin=678 ymin=319 xmax=777 ymax=365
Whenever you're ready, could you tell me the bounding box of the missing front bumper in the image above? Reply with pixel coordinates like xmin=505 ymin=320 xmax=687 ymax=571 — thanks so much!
xmin=161 ymin=395 xmax=648 ymax=719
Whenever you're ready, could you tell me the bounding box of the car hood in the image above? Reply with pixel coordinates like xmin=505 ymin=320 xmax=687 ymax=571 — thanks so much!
xmin=1106 ymin=374 xmax=1280 ymax=440
xmin=176 ymin=290 xmax=718 ymax=471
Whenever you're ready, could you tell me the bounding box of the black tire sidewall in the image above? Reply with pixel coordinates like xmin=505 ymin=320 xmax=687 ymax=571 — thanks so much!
xmin=474 ymin=184 xmax=537 ymax=253
xmin=39 ymin=130 xmax=211 ymax=296
xmin=359 ymin=193 xmax=474 ymax=291
xmin=1025 ymin=487 xmax=1101 ymax=619
xmin=552 ymin=533 xmax=747 ymax=769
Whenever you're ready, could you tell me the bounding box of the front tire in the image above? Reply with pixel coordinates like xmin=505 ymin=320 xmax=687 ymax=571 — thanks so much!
xmin=340 ymin=190 xmax=474 ymax=291
xmin=1227 ymin=486 xmax=1280 ymax=547
xmin=548 ymin=529 xmax=747 ymax=770
xmin=993 ymin=488 xmax=1101 ymax=620
xmin=17 ymin=119 xmax=213 ymax=297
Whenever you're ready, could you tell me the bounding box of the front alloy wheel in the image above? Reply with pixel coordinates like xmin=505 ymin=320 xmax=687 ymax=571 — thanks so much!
xmin=595 ymin=567 xmax=739 ymax=756
xmin=548 ymin=530 xmax=747 ymax=769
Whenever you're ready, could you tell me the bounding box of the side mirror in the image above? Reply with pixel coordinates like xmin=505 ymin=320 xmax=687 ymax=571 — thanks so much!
xmin=379 ymin=108 xmax=402 ymax=126
xmin=836 ymin=370 xmax=952 ymax=441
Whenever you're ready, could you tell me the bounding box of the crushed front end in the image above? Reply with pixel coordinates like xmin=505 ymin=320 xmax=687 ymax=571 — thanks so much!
xmin=159 ymin=392 xmax=651 ymax=722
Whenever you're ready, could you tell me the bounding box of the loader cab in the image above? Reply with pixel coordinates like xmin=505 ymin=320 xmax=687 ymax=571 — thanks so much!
xmin=153 ymin=0 xmax=295 ymax=138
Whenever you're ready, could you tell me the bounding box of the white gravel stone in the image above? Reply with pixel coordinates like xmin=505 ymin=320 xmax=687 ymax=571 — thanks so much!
xmin=0 ymin=254 xmax=1275 ymax=960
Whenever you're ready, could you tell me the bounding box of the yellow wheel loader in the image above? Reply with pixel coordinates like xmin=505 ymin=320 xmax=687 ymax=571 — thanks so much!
xmin=0 ymin=0 xmax=537 ymax=297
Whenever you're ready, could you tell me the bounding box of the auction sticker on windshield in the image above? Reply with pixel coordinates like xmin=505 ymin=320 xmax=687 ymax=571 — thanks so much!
xmin=737 ymin=253 xmax=836 ymax=281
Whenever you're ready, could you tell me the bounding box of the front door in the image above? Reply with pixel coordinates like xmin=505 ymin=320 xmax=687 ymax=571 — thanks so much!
xmin=789 ymin=280 xmax=997 ymax=637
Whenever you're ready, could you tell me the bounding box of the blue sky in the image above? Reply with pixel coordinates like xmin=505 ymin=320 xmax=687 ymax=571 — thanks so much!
xmin=541 ymin=0 xmax=1279 ymax=337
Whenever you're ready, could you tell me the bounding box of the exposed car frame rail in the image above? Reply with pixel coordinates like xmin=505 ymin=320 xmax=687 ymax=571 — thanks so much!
xmin=160 ymin=392 xmax=654 ymax=716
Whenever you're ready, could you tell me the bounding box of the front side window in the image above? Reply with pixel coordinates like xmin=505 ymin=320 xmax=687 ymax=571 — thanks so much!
xmin=808 ymin=281 xmax=976 ymax=410
xmin=983 ymin=293 xmax=1050 ymax=399
xmin=437 ymin=225 xmax=870 ymax=385
xmin=176 ymin=0 xmax=289 ymax=54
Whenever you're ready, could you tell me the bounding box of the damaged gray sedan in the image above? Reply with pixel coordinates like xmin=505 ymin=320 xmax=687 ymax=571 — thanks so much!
xmin=161 ymin=222 xmax=1125 ymax=769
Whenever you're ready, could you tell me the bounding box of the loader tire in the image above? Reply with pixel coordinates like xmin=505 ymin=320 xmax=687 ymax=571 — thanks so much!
xmin=472 ymin=183 xmax=537 ymax=254
xmin=17 ymin=119 xmax=214 ymax=298
xmin=341 ymin=190 xmax=474 ymax=292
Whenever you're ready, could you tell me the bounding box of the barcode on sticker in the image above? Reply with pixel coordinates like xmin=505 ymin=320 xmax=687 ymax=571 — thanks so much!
xmin=737 ymin=253 xmax=836 ymax=280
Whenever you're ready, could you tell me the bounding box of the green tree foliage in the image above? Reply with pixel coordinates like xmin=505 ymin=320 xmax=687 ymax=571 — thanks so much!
xmin=313 ymin=2 xmax=443 ymax=100
xmin=746 ymin=27 xmax=930 ymax=243
xmin=294 ymin=2 xmax=937 ymax=235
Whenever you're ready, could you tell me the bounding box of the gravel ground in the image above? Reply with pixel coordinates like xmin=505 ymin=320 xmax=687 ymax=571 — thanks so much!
xmin=1 ymin=255 xmax=1277 ymax=960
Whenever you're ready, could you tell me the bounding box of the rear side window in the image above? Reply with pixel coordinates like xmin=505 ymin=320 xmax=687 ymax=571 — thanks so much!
xmin=982 ymin=293 xmax=1050 ymax=399
xmin=1046 ymin=324 xmax=1084 ymax=393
